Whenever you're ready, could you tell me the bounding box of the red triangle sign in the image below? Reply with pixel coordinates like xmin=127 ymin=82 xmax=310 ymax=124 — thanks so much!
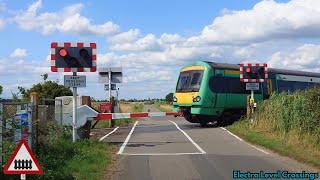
xmin=4 ymin=140 xmax=43 ymax=174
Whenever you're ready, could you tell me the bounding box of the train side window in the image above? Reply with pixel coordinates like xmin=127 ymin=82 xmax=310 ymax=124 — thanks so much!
xmin=278 ymin=81 xmax=295 ymax=92
xmin=293 ymin=82 xmax=308 ymax=91
xmin=209 ymin=75 xmax=224 ymax=93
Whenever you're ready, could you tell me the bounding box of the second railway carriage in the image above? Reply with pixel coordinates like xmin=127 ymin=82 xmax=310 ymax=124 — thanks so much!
xmin=172 ymin=61 xmax=320 ymax=126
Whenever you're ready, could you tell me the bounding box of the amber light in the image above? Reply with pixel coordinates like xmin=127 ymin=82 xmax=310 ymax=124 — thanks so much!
xmin=59 ymin=48 xmax=68 ymax=57
xmin=246 ymin=67 xmax=251 ymax=73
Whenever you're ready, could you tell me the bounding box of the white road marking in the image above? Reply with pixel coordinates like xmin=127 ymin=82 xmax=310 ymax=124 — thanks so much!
xmin=117 ymin=121 xmax=139 ymax=154
xmin=121 ymin=152 xmax=204 ymax=156
xmin=99 ymin=126 xmax=119 ymax=142
xmin=220 ymin=127 xmax=270 ymax=155
xmin=220 ymin=127 xmax=244 ymax=141
xmin=169 ymin=120 xmax=206 ymax=154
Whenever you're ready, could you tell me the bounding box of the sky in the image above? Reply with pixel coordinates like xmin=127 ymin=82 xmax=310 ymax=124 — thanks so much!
xmin=0 ymin=0 xmax=320 ymax=100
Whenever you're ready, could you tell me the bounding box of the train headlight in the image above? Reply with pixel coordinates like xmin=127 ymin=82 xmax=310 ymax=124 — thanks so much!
xmin=193 ymin=96 xmax=201 ymax=102
xmin=173 ymin=96 xmax=178 ymax=102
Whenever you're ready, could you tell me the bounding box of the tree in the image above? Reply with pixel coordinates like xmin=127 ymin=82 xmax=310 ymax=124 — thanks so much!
xmin=0 ymin=85 xmax=2 ymax=95
xmin=22 ymin=81 xmax=72 ymax=102
xmin=41 ymin=73 xmax=48 ymax=82
xmin=165 ymin=92 xmax=173 ymax=102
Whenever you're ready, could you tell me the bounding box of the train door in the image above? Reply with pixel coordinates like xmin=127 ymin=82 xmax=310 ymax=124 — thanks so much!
xmin=214 ymin=69 xmax=226 ymax=108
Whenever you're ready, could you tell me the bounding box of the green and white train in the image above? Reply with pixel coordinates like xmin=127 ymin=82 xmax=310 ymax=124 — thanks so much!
xmin=172 ymin=61 xmax=320 ymax=126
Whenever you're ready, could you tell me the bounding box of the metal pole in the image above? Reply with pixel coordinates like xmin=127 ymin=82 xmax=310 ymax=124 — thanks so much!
xmin=60 ymin=99 xmax=63 ymax=125
xmin=0 ymin=103 xmax=3 ymax=167
xmin=109 ymin=68 xmax=111 ymax=103
xmin=27 ymin=102 xmax=33 ymax=151
xmin=73 ymin=72 xmax=77 ymax=142
xmin=109 ymin=68 xmax=115 ymax=127
xmin=21 ymin=174 xmax=26 ymax=180
xmin=117 ymin=88 xmax=119 ymax=113
xmin=251 ymin=90 xmax=254 ymax=115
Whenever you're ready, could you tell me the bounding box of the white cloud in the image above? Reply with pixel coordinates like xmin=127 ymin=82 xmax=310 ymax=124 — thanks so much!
xmin=160 ymin=33 xmax=185 ymax=44
xmin=107 ymin=29 xmax=140 ymax=43
xmin=10 ymin=48 xmax=28 ymax=58
xmin=268 ymin=44 xmax=320 ymax=70
xmin=14 ymin=0 xmax=120 ymax=35
xmin=110 ymin=34 xmax=163 ymax=52
xmin=194 ymin=0 xmax=320 ymax=45
xmin=0 ymin=18 xmax=4 ymax=29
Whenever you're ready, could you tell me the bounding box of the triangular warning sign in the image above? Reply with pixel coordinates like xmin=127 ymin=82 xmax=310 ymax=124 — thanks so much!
xmin=4 ymin=139 xmax=43 ymax=174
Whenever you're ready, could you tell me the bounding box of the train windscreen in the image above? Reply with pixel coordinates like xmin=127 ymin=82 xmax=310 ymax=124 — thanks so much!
xmin=176 ymin=70 xmax=203 ymax=92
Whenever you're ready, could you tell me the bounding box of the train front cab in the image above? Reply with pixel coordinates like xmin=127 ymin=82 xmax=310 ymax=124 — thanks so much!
xmin=172 ymin=64 xmax=214 ymax=125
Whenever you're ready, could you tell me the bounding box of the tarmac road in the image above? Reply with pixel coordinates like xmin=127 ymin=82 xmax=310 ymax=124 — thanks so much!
xmin=96 ymin=105 xmax=319 ymax=180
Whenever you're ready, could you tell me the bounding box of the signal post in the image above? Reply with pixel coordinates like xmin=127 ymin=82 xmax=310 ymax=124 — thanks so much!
xmin=51 ymin=42 xmax=97 ymax=142
xmin=240 ymin=63 xmax=268 ymax=119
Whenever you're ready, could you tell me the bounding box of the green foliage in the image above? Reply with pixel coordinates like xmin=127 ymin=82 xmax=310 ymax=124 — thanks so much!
xmin=0 ymin=85 xmax=2 ymax=95
xmin=228 ymin=87 xmax=320 ymax=168
xmin=22 ymin=81 xmax=72 ymax=102
xmin=165 ymin=92 xmax=173 ymax=102
xmin=133 ymin=103 xmax=144 ymax=112
xmin=252 ymin=88 xmax=320 ymax=141
xmin=1 ymin=124 xmax=113 ymax=180
xmin=41 ymin=73 xmax=48 ymax=82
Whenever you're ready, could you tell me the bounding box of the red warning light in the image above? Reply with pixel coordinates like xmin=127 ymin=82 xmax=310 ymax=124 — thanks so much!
xmin=246 ymin=67 xmax=251 ymax=73
xmin=59 ymin=48 xmax=68 ymax=57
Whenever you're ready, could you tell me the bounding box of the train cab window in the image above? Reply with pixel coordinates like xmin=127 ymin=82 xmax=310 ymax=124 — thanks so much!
xmin=176 ymin=70 xmax=203 ymax=92
xmin=190 ymin=72 xmax=202 ymax=87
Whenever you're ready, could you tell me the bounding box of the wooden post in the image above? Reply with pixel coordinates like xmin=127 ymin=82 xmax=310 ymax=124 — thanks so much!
xmin=30 ymin=92 xmax=39 ymax=152
xmin=247 ymin=95 xmax=251 ymax=119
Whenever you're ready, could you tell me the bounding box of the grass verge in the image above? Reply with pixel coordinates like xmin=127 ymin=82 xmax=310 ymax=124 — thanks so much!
xmin=1 ymin=127 xmax=114 ymax=180
xmin=227 ymin=88 xmax=320 ymax=169
xmin=153 ymin=101 xmax=173 ymax=112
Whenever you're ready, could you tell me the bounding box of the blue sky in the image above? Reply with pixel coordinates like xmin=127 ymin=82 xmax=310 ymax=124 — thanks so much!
xmin=0 ymin=0 xmax=319 ymax=100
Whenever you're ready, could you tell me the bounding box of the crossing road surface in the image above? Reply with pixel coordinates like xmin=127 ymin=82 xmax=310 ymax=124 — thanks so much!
xmin=97 ymin=105 xmax=318 ymax=180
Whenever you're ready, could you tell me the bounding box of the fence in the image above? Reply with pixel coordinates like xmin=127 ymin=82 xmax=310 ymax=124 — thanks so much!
xmin=0 ymin=102 xmax=33 ymax=167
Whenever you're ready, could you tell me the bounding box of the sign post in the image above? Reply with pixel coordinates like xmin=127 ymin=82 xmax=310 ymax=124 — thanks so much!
xmin=98 ymin=67 xmax=123 ymax=127
xmin=4 ymin=140 xmax=43 ymax=178
xmin=51 ymin=42 xmax=96 ymax=142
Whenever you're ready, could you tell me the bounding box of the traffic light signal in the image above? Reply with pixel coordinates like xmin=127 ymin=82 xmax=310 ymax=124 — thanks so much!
xmin=51 ymin=42 xmax=97 ymax=72
xmin=240 ymin=64 xmax=268 ymax=82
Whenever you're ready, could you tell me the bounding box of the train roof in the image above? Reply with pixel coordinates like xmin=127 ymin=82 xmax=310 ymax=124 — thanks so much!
xmin=204 ymin=61 xmax=320 ymax=78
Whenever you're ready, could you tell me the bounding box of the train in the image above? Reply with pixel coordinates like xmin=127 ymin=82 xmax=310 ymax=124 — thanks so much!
xmin=172 ymin=61 xmax=320 ymax=126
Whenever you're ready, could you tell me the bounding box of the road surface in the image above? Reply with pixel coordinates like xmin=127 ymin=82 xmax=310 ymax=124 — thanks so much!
xmin=95 ymin=105 xmax=318 ymax=180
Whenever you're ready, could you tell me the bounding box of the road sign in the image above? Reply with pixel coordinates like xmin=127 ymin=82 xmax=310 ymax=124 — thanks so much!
xmin=4 ymin=140 xmax=43 ymax=174
xmin=240 ymin=63 xmax=268 ymax=82
xmin=246 ymin=83 xmax=259 ymax=91
xmin=64 ymin=75 xmax=86 ymax=87
xmin=98 ymin=67 xmax=123 ymax=83
xmin=14 ymin=113 xmax=29 ymax=143
xmin=100 ymin=103 xmax=112 ymax=112
xmin=104 ymin=84 xmax=116 ymax=91
xmin=51 ymin=42 xmax=97 ymax=72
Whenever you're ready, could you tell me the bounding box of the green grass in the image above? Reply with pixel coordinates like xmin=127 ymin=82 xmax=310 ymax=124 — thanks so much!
xmin=227 ymin=87 xmax=320 ymax=169
xmin=1 ymin=128 xmax=114 ymax=180
xmin=153 ymin=101 xmax=172 ymax=112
